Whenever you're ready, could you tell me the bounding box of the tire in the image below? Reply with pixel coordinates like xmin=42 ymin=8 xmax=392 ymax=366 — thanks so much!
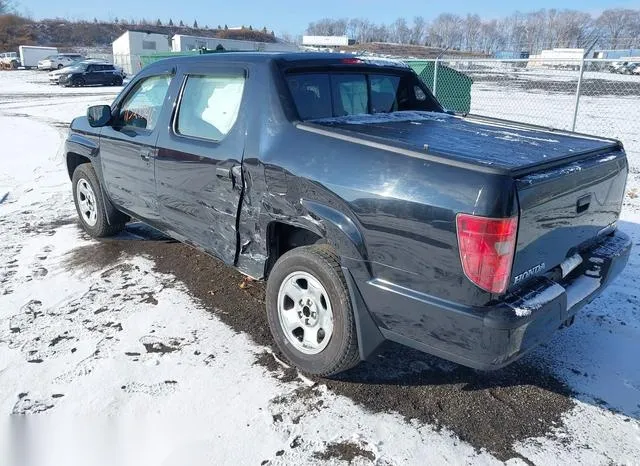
xmin=266 ymin=245 xmax=360 ymax=376
xmin=112 ymin=76 xmax=123 ymax=86
xmin=73 ymin=77 xmax=85 ymax=87
xmin=72 ymin=163 xmax=127 ymax=237
xmin=57 ymin=64 xmax=63 ymax=69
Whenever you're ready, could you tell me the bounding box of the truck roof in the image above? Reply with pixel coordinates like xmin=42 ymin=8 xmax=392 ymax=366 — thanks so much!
xmin=143 ymin=51 xmax=411 ymax=71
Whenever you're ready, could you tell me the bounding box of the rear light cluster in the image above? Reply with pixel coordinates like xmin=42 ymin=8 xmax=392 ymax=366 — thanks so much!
xmin=456 ymin=213 xmax=518 ymax=294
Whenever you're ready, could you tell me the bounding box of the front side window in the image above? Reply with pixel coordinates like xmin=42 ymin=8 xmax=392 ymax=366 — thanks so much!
xmin=116 ymin=75 xmax=172 ymax=130
xmin=175 ymin=73 xmax=246 ymax=141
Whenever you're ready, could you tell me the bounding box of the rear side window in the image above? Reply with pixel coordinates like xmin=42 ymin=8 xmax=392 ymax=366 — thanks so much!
xmin=332 ymin=74 xmax=367 ymax=116
xmin=116 ymin=75 xmax=172 ymax=130
xmin=286 ymin=74 xmax=332 ymax=120
xmin=370 ymin=75 xmax=400 ymax=113
xmin=175 ymin=73 xmax=246 ymax=141
xmin=286 ymin=70 xmax=438 ymax=120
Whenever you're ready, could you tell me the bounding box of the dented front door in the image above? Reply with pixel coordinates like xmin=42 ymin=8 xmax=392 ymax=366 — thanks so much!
xmin=154 ymin=63 xmax=248 ymax=265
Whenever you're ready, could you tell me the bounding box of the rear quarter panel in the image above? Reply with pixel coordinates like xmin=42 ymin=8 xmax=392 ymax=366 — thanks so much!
xmin=254 ymin=121 xmax=518 ymax=308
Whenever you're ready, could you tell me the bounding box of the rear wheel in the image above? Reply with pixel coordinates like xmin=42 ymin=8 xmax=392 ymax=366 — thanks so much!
xmin=266 ymin=245 xmax=360 ymax=376
xmin=57 ymin=64 xmax=63 ymax=69
xmin=72 ymin=163 xmax=127 ymax=237
xmin=112 ymin=76 xmax=123 ymax=86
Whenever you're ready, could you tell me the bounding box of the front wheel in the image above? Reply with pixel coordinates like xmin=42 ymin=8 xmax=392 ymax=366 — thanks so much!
xmin=72 ymin=77 xmax=85 ymax=87
xmin=72 ymin=163 xmax=127 ymax=237
xmin=266 ymin=245 xmax=360 ymax=376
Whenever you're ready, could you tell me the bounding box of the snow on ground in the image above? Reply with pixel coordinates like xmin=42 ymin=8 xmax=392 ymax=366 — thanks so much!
xmin=1 ymin=70 xmax=639 ymax=465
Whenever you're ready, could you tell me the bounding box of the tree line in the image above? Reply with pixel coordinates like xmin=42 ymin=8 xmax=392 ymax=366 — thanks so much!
xmin=306 ymin=9 xmax=640 ymax=53
xmin=0 ymin=15 xmax=277 ymax=51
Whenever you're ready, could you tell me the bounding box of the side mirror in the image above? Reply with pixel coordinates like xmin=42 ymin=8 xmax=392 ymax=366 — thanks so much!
xmin=87 ymin=105 xmax=112 ymax=128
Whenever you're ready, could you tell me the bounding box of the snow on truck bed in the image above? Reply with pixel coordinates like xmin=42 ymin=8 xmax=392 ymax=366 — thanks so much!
xmin=314 ymin=111 xmax=619 ymax=170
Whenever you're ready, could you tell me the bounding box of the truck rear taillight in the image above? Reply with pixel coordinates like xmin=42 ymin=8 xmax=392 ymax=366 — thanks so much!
xmin=456 ymin=214 xmax=518 ymax=294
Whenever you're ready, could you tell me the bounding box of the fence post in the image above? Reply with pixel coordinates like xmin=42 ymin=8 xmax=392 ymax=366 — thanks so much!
xmin=432 ymin=58 xmax=439 ymax=99
xmin=571 ymin=56 xmax=585 ymax=132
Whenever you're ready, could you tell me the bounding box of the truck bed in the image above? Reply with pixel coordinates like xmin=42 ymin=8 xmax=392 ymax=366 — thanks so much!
xmin=306 ymin=111 xmax=621 ymax=176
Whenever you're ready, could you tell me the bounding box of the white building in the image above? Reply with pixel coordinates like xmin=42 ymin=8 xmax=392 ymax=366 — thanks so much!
xmin=302 ymin=36 xmax=353 ymax=47
xmin=527 ymin=48 xmax=584 ymax=69
xmin=171 ymin=34 xmax=298 ymax=53
xmin=112 ymin=30 xmax=170 ymax=75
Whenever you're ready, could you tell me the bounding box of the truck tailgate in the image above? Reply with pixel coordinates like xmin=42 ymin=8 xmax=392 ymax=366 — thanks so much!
xmin=510 ymin=150 xmax=627 ymax=289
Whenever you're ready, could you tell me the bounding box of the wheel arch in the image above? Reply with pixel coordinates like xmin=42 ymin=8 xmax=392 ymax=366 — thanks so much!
xmin=264 ymin=200 xmax=369 ymax=278
xmin=66 ymin=152 xmax=91 ymax=180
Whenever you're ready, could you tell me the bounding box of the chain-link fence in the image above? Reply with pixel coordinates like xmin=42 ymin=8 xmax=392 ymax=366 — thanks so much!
xmin=406 ymin=58 xmax=640 ymax=161
xmin=78 ymin=54 xmax=640 ymax=160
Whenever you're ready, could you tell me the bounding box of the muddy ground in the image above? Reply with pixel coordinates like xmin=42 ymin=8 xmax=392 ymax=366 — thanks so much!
xmin=63 ymin=221 xmax=575 ymax=461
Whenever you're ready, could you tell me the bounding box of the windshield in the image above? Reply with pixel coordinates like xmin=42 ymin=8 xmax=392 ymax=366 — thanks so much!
xmin=286 ymin=70 xmax=440 ymax=120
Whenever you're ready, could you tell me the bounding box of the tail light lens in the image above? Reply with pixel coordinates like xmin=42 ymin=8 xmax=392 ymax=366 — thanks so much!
xmin=456 ymin=213 xmax=518 ymax=294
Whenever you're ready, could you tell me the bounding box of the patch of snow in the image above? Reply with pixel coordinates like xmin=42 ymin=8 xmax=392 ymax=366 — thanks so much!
xmin=560 ymin=254 xmax=583 ymax=278
xmin=598 ymin=154 xmax=618 ymax=163
xmin=566 ymin=275 xmax=601 ymax=310
xmin=356 ymin=56 xmax=410 ymax=68
xmin=491 ymin=130 xmax=560 ymax=144
xmin=520 ymin=163 xmax=582 ymax=183
xmin=313 ymin=110 xmax=451 ymax=125
xmin=510 ymin=283 xmax=565 ymax=317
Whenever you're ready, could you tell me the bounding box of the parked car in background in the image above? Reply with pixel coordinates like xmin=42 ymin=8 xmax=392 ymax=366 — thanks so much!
xmin=48 ymin=59 xmax=125 ymax=84
xmin=0 ymin=52 xmax=20 ymax=69
xmin=606 ymin=61 xmax=628 ymax=73
xmin=37 ymin=53 xmax=84 ymax=70
xmin=621 ymin=63 xmax=640 ymax=75
xmin=65 ymin=53 xmax=630 ymax=376
xmin=58 ymin=62 xmax=124 ymax=87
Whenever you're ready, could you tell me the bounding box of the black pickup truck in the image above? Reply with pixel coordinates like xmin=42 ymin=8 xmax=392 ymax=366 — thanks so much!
xmin=65 ymin=53 xmax=631 ymax=376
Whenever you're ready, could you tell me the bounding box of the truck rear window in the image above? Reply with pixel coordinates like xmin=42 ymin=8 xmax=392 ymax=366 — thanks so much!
xmin=286 ymin=71 xmax=439 ymax=120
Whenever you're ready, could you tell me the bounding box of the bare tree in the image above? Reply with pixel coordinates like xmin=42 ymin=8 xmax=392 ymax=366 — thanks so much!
xmin=597 ymin=9 xmax=639 ymax=48
xmin=555 ymin=10 xmax=593 ymax=48
xmin=429 ymin=14 xmax=463 ymax=49
xmin=478 ymin=19 xmax=503 ymax=53
xmin=306 ymin=18 xmax=348 ymax=36
xmin=303 ymin=8 xmax=640 ymax=53
xmin=390 ymin=17 xmax=411 ymax=44
xmin=462 ymin=14 xmax=482 ymax=51
xmin=411 ymin=16 xmax=427 ymax=45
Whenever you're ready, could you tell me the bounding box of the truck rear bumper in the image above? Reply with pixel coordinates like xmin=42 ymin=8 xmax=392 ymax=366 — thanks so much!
xmin=349 ymin=230 xmax=631 ymax=370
